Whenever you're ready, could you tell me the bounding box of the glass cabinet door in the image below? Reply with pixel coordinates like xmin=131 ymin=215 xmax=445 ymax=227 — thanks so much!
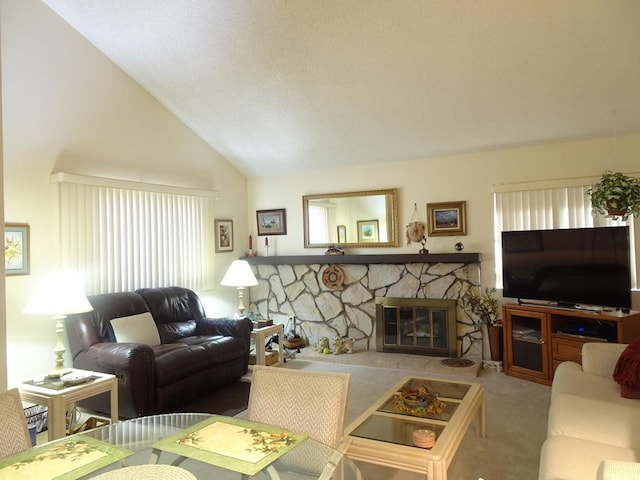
xmin=504 ymin=308 xmax=550 ymax=383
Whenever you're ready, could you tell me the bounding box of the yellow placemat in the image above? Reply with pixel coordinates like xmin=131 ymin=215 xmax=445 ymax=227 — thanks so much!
xmin=0 ymin=436 xmax=133 ymax=480
xmin=151 ymin=415 xmax=307 ymax=476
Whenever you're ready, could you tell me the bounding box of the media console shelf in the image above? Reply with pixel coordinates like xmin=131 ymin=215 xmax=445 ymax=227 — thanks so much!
xmin=503 ymin=303 xmax=640 ymax=385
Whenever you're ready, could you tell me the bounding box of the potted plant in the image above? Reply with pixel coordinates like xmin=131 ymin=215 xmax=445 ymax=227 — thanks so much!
xmin=462 ymin=287 xmax=502 ymax=361
xmin=587 ymin=171 xmax=640 ymax=221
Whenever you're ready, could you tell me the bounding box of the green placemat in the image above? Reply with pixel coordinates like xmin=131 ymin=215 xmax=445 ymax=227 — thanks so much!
xmin=152 ymin=415 xmax=307 ymax=476
xmin=0 ymin=435 xmax=133 ymax=480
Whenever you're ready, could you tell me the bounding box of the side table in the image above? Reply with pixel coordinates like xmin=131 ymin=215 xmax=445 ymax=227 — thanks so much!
xmin=251 ymin=323 xmax=284 ymax=367
xmin=17 ymin=368 xmax=118 ymax=441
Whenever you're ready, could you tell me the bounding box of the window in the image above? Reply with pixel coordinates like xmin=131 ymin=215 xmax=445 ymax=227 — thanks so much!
xmin=55 ymin=174 xmax=216 ymax=294
xmin=494 ymin=182 xmax=636 ymax=289
xmin=307 ymin=203 xmax=330 ymax=244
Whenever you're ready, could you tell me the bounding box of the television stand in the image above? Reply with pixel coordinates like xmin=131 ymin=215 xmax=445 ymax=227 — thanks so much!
xmin=503 ymin=303 xmax=640 ymax=385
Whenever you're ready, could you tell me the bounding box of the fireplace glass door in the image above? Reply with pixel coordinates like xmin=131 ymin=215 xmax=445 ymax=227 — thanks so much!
xmin=376 ymin=298 xmax=457 ymax=357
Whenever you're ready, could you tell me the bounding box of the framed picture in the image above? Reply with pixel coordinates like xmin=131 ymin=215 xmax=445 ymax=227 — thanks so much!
xmin=5 ymin=223 xmax=30 ymax=275
xmin=337 ymin=225 xmax=347 ymax=244
xmin=256 ymin=209 xmax=287 ymax=236
xmin=427 ymin=201 xmax=467 ymax=236
xmin=214 ymin=219 xmax=234 ymax=253
xmin=357 ymin=220 xmax=379 ymax=243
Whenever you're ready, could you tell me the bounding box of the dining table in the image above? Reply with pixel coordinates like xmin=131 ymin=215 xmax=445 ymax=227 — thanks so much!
xmin=0 ymin=412 xmax=362 ymax=479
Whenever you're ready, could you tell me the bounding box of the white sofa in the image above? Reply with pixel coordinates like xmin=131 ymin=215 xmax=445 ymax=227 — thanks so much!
xmin=539 ymin=343 xmax=640 ymax=480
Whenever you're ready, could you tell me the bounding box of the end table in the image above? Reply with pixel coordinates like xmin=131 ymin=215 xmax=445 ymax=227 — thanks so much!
xmin=251 ymin=323 xmax=284 ymax=367
xmin=18 ymin=369 xmax=118 ymax=441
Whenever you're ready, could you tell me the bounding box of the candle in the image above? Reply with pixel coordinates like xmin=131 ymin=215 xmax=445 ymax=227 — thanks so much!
xmin=265 ymin=236 xmax=269 ymax=246
xmin=249 ymin=235 xmax=252 ymax=250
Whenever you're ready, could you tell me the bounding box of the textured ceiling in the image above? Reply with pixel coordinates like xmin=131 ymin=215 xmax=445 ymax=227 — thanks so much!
xmin=43 ymin=0 xmax=640 ymax=177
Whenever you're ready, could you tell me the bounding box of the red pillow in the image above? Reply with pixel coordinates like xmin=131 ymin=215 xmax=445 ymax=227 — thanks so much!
xmin=613 ymin=336 xmax=640 ymax=399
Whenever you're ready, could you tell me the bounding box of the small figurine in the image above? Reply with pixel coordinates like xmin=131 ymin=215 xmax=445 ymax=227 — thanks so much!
xmin=314 ymin=337 xmax=331 ymax=354
xmin=344 ymin=337 xmax=355 ymax=354
xmin=333 ymin=336 xmax=346 ymax=355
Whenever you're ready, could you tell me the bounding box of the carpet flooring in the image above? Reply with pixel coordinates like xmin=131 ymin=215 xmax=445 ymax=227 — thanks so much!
xmin=175 ymin=380 xmax=251 ymax=417
xmin=279 ymin=355 xmax=550 ymax=480
xmin=175 ymin=354 xmax=550 ymax=480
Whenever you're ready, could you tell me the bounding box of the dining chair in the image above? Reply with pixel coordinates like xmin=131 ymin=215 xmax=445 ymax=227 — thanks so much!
xmin=0 ymin=388 xmax=32 ymax=459
xmin=247 ymin=365 xmax=351 ymax=450
xmin=247 ymin=366 xmax=355 ymax=480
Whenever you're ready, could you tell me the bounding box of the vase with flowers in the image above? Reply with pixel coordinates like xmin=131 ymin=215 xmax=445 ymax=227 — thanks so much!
xmin=462 ymin=287 xmax=501 ymax=361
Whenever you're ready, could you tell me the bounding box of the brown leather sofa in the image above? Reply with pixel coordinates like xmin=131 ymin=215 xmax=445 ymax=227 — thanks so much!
xmin=65 ymin=286 xmax=252 ymax=418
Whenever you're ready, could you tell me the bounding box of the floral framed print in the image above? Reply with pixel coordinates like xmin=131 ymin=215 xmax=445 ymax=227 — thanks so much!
xmin=427 ymin=201 xmax=467 ymax=236
xmin=5 ymin=223 xmax=30 ymax=275
xmin=215 ymin=219 xmax=234 ymax=253
xmin=357 ymin=220 xmax=379 ymax=243
xmin=256 ymin=209 xmax=287 ymax=236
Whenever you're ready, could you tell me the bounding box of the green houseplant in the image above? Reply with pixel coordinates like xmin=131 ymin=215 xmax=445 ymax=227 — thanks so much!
xmin=462 ymin=287 xmax=502 ymax=361
xmin=587 ymin=170 xmax=640 ymax=221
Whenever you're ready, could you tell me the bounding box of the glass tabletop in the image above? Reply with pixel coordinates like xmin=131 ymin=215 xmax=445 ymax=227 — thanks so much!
xmin=84 ymin=413 xmax=359 ymax=479
xmin=0 ymin=413 xmax=360 ymax=480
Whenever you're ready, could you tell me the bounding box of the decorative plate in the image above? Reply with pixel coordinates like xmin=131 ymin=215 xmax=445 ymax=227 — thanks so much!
xmin=321 ymin=265 xmax=344 ymax=289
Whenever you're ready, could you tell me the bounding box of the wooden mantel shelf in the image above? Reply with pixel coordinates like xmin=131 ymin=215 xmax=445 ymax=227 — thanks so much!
xmin=240 ymin=253 xmax=481 ymax=265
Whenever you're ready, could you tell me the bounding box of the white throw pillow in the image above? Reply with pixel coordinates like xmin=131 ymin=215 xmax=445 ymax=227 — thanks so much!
xmin=110 ymin=312 xmax=161 ymax=346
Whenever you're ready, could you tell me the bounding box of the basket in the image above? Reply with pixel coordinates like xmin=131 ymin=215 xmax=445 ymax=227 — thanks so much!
xmin=283 ymin=337 xmax=305 ymax=349
xmin=71 ymin=416 xmax=111 ymax=434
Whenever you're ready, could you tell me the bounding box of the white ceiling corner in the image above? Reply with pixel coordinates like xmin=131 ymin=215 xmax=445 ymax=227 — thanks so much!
xmin=42 ymin=0 xmax=640 ymax=177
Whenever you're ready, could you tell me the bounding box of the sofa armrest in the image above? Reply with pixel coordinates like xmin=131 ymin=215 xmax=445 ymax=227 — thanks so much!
xmin=582 ymin=343 xmax=628 ymax=378
xmin=598 ymin=460 xmax=640 ymax=480
xmin=74 ymin=342 xmax=155 ymax=418
xmin=197 ymin=317 xmax=253 ymax=341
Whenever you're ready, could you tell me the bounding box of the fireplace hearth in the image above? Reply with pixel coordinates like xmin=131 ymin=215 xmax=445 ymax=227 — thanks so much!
xmin=375 ymin=297 xmax=458 ymax=357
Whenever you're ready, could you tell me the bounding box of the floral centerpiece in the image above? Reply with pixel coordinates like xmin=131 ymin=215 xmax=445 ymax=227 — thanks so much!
xmin=394 ymin=385 xmax=445 ymax=417
xmin=462 ymin=287 xmax=500 ymax=327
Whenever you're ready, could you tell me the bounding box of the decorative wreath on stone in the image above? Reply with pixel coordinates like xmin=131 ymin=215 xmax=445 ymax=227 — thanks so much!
xmin=321 ymin=265 xmax=345 ymax=289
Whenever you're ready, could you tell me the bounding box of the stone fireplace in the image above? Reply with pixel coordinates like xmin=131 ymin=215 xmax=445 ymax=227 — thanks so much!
xmin=375 ymin=297 xmax=458 ymax=357
xmin=244 ymin=253 xmax=485 ymax=360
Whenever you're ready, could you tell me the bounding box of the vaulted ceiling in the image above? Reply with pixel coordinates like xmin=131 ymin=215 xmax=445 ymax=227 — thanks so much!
xmin=43 ymin=1 xmax=640 ymax=177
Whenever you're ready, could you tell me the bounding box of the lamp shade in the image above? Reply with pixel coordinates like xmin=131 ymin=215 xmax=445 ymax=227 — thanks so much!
xmin=220 ymin=260 xmax=258 ymax=288
xmin=23 ymin=271 xmax=93 ymax=316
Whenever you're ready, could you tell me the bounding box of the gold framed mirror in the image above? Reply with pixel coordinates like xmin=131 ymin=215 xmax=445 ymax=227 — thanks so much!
xmin=303 ymin=188 xmax=399 ymax=248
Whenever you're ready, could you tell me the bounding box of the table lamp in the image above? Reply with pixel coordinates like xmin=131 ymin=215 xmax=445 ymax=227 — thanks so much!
xmin=23 ymin=271 xmax=93 ymax=377
xmin=220 ymin=260 xmax=258 ymax=317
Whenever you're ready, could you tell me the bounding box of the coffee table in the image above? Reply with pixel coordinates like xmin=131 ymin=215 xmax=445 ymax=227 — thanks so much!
xmin=345 ymin=375 xmax=485 ymax=480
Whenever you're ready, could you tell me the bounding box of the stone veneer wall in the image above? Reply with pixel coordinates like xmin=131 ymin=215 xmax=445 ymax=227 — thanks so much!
xmin=247 ymin=256 xmax=485 ymax=359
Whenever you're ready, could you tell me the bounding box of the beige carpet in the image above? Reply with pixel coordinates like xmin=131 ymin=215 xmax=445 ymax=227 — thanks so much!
xmin=278 ymin=349 xmax=550 ymax=480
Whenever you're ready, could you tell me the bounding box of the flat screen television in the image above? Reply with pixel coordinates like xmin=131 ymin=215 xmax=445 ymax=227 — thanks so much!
xmin=502 ymin=226 xmax=631 ymax=309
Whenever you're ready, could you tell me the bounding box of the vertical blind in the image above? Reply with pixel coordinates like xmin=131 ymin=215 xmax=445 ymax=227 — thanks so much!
xmin=58 ymin=178 xmax=215 ymax=295
xmin=493 ymin=184 xmax=636 ymax=288
xmin=307 ymin=204 xmax=330 ymax=244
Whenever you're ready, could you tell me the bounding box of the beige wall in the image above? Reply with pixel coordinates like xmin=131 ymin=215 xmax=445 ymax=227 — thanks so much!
xmin=3 ymin=0 xmax=639 ymax=387
xmin=1 ymin=0 xmax=248 ymax=386
xmin=247 ymin=134 xmax=640 ymax=306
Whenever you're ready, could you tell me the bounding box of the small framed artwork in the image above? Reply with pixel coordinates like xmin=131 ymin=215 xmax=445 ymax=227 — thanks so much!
xmin=427 ymin=201 xmax=467 ymax=236
xmin=256 ymin=209 xmax=287 ymax=236
xmin=5 ymin=223 xmax=30 ymax=275
xmin=214 ymin=219 xmax=234 ymax=253
xmin=357 ymin=220 xmax=379 ymax=243
xmin=337 ymin=225 xmax=347 ymax=244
